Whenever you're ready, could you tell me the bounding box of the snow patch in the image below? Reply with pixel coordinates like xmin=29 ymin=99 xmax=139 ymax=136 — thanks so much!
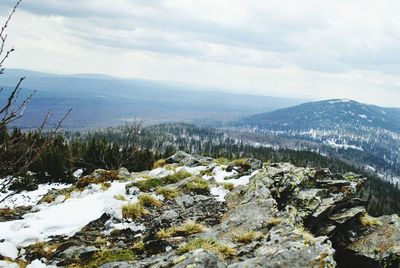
xmin=210 ymin=186 xmax=229 ymax=202
xmin=0 ymin=241 xmax=18 ymax=259
xmin=0 ymin=181 xmax=133 ymax=248
xmin=0 ymin=183 xmax=71 ymax=209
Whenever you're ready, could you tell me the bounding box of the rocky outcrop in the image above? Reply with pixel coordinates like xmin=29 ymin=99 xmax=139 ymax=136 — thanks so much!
xmin=2 ymin=152 xmax=399 ymax=268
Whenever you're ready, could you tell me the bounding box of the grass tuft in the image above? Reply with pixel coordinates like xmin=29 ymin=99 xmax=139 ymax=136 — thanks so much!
xmin=233 ymin=231 xmax=261 ymax=244
xmin=114 ymin=194 xmax=127 ymax=201
xmin=138 ymin=193 xmax=162 ymax=208
xmin=156 ymin=187 xmax=180 ymax=200
xmin=185 ymin=177 xmax=210 ymax=194
xmin=122 ymin=203 xmax=149 ymax=220
xmin=360 ymin=213 xmax=382 ymax=227
xmin=178 ymin=238 xmax=236 ymax=259
xmin=156 ymin=221 xmax=206 ymax=239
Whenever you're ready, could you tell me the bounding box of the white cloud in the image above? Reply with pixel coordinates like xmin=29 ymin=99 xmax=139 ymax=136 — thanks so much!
xmin=1 ymin=0 xmax=400 ymax=106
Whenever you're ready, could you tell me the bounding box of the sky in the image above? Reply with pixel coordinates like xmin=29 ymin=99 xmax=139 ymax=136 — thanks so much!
xmin=0 ymin=0 xmax=400 ymax=107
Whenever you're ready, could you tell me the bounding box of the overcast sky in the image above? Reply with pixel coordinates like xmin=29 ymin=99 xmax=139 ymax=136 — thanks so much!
xmin=1 ymin=0 xmax=400 ymax=107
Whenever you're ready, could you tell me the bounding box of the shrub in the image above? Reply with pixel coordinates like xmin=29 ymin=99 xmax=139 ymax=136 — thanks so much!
xmin=138 ymin=193 xmax=162 ymax=208
xmin=185 ymin=177 xmax=210 ymax=194
xmin=178 ymin=238 xmax=236 ymax=259
xmin=156 ymin=187 xmax=180 ymax=200
xmin=122 ymin=203 xmax=149 ymax=220
xmin=9 ymin=175 xmax=38 ymax=192
xmin=41 ymin=194 xmax=56 ymax=204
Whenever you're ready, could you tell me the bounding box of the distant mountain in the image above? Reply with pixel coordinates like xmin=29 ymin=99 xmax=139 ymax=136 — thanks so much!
xmin=0 ymin=69 xmax=304 ymax=129
xmin=231 ymin=99 xmax=400 ymax=183
xmin=236 ymin=99 xmax=400 ymax=132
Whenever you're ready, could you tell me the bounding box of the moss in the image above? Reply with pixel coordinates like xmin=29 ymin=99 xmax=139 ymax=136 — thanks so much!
xmin=138 ymin=193 xmax=162 ymax=208
xmin=234 ymin=159 xmax=252 ymax=171
xmin=233 ymin=231 xmax=261 ymax=244
xmin=165 ymin=170 xmax=192 ymax=184
xmin=114 ymin=194 xmax=127 ymax=201
xmin=214 ymin=158 xmax=230 ymax=165
xmin=69 ymin=249 xmax=134 ymax=268
xmin=153 ymin=159 xmax=167 ymax=168
xmin=223 ymin=183 xmax=235 ymax=191
xmin=156 ymin=187 xmax=180 ymax=200
xmin=129 ymin=178 xmax=164 ymax=192
xmin=178 ymin=238 xmax=236 ymax=259
xmin=360 ymin=213 xmax=382 ymax=227
xmin=185 ymin=177 xmax=210 ymax=194
xmin=122 ymin=203 xmax=149 ymax=220
xmin=156 ymin=221 xmax=206 ymax=239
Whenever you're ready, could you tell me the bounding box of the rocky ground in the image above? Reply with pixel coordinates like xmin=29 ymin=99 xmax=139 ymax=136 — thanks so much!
xmin=0 ymin=151 xmax=399 ymax=268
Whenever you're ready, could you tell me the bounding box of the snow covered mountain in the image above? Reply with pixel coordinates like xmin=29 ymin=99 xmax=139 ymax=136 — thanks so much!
xmin=231 ymin=99 xmax=400 ymax=183
xmin=236 ymin=99 xmax=400 ymax=132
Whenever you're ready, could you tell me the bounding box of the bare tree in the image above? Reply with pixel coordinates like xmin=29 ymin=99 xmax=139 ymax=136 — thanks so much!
xmin=0 ymin=1 xmax=71 ymax=202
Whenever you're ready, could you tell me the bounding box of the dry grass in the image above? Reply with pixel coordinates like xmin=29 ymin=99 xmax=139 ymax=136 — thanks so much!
xmin=156 ymin=221 xmax=206 ymax=239
xmin=178 ymin=238 xmax=236 ymax=259
xmin=114 ymin=194 xmax=127 ymax=201
xmin=138 ymin=193 xmax=162 ymax=208
xmin=185 ymin=177 xmax=210 ymax=194
xmin=233 ymin=231 xmax=261 ymax=244
xmin=122 ymin=203 xmax=149 ymax=220
xmin=156 ymin=187 xmax=180 ymax=200
xmin=223 ymin=183 xmax=235 ymax=191
xmin=153 ymin=159 xmax=167 ymax=168
xmin=264 ymin=217 xmax=284 ymax=228
xmin=360 ymin=213 xmax=382 ymax=227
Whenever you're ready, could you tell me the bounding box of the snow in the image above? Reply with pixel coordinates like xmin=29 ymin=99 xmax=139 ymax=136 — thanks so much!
xmin=210 ymin=186 xmax=229 ymax=202
xmin=26 ymin=260 xmax=55 ymax=268
xmin=211 ymin=166 xmax=238 ymax=183
xmin=73 ymin=169 xmax=83 ymax=179
xmin=324 ymin=139 xmax=363 ymax=151
xmin=359 ymin=114 xmax=368 ymax=119
xmin=0 ymin=182 xmax=135 ymax=248
xmin=329 ymin=99 xmax=351 ymax=104
xmin=0 ymin=183 xmax=71 ymax=209
xmin=0 ymin=261 xmax=19 ymax=268
xmin=176 ymin=166 xmax=207 ymax=176
xmin=0 ymin=241 xmax=18 ymax=259
xmin=225 ymin=170 xmax=259 ymax=186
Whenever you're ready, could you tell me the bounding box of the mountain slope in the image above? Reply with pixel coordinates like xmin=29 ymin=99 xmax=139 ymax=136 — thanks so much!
xmin=236 ymin=99 xmax=400 ymax=132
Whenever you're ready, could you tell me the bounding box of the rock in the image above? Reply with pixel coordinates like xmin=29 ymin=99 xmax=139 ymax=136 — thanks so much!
xmin=173 ymin=249 xmax=227 ymax=268
xmin=176 ymin=195 xmax=195 ymax=207
xmin=328 ymin=206 xmax=366 ymax=224
xmin=118 ymin=168 xmax=131 ymax=178
xmin=58 ymin=245 xmax=98 ymax=261
xmin=337 ymin=214 xmax=400 ymax=268
xmin=159 ymin=210 xmax=179 ymax=222
xmin=166 ymin=151 xmax=210 ymax=167
xmin=241 ymin=158 xmax=263 ymax=171
xmin=125 ymin=184 xmax=140 ymax=196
